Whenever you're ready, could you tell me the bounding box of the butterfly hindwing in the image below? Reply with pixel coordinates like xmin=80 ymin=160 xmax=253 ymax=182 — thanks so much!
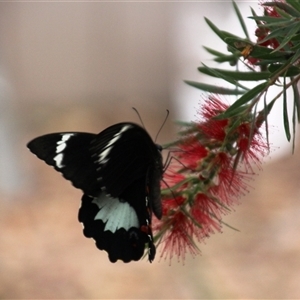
xmin=78 ymin=176 xmax=155 ymax=263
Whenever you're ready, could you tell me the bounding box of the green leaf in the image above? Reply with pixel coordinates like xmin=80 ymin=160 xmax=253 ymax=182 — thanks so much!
xmin=292 ymin=81 xmax=300 ymax=122
xmin=224 ymin=37 xmax=252 ymax=49
xmin=225 ymin=38 xmax=290 ymax=60
xmin=202 ymin=47 xmax=239 ymax=64
xmin=249 ymin=18 xmax=293 ymax=28
xmin=274 ymin=6 xmax=296 ymax=18
xmin=250 ymin=6 xmax=261 ymax=27
xmin=292 ymin=79 xmax=300 ymax=152
xmin=286 ymin=0 xmax=300 ymax=12
xmin=214 ymin=54 xmax=239 ymax=64
xmin=232 ymin=1 xmax=249 ymax=39
xmin=222 ymin=81 xmax=269 ymax=117
xmin=204 ymin=18 xmax=243 ymax=45
xmin=203 ymin=46 xmax=228 ymax=57
xmin=215 ymin=104 xmax=248 ymax=119
xmin=268 ymin=64 xmax=300 ymax=77
xmin=249 ymin=43 xmax=294 ymax=60
xmin=200 ymin=63 xmax=249 ymax=90
xmin=258 ymin=98 xmax=276 ymax=123
xmin=267 ymin=55 xmax=297 ymax=78
xmin=272 ymin=21 xmax=300 ymax=52
xmin=283 ymin=77 xmax=291 ymax=141
xmin=204 ymin=17 xmax=227 ymax=41
xmin=289 ymin=47 xmax=300 ymax=65
xmin=198 ymin=67 xmax=271 ymax=81
xmin=184 ymin=80 xmax=244 ymax=95
xmin=263 ymin=1 xmax=300 ymax=17
xmin=257 ymin=21 xmax=300 ymax=48
xmin=249 ymin=16 xmax=290 ymax=23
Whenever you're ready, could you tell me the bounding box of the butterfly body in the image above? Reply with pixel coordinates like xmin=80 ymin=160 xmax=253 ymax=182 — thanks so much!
xmin=27 ymin=122 xmax=163 ymax=263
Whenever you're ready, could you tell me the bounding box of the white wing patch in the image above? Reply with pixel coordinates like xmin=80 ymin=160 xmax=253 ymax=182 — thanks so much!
xmin=97 ymin=125 xmax=132 ymax=164
xmin=53 ymin=133 xmax=74 ymax=168
xmin=92 ymin=193 xmax=139 ymax=233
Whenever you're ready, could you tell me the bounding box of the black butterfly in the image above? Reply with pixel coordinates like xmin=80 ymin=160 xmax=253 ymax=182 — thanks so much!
xmin=27 ymin=122 xmax=163 ymax=263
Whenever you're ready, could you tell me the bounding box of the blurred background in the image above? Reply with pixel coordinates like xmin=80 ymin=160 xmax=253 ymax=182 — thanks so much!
xmin=1 ymin=1 xmax=300 ymax=298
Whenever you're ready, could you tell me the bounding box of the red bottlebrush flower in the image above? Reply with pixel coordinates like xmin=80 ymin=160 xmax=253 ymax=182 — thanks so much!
xmin=190 ymin=193 xmax=222 ymax=237
xmin=197 ymin=95 xmax=229 ymax=142
xmin=155 ymin=95 xmax=269 ymax=263
xmin=157 ymin=211 xmax=201 ymax=263
xmin=177 ymin=138 xmax=208 ymax=171
xmin=200 ymin=95 xmax=229 ymax=119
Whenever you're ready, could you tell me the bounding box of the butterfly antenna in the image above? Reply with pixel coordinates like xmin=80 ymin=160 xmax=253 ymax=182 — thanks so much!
xmin=155 ymin=109 xmax=169 ymax=142
xmin=132 ymin=107 xmax=145 ymax=129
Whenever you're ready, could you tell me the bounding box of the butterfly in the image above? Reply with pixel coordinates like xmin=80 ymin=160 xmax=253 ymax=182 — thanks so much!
xmin=27 ymin=122 xmax=163 ymax=263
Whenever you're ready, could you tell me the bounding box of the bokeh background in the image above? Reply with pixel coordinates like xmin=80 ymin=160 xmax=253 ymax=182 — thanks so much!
xmin=1 ymin=1 xmax=300 ymax=298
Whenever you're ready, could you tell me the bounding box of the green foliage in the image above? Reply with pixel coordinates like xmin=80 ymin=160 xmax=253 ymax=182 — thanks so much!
xmin=186 ymin=0 xmax=300 ymax=142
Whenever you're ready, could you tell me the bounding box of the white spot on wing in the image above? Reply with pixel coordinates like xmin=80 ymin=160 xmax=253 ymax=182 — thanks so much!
xmin=97 ymin=125 xmax=132 ymax=164
xmin=92 ymin=193 xmax=139 ymax=232
xmin=53 ymin=133 xmax=74 ymax=168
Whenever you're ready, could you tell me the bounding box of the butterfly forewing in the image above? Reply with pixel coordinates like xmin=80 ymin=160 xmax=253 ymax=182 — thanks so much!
xmin=27 ymin=132 xmax=104 ymax=196
xmin=90 ymin=123 xmax=162 ymax=198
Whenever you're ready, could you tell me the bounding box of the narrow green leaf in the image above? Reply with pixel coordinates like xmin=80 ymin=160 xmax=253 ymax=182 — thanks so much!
xmin=267 ymin=55 xmax=296 ymax=78
xmin=224 ymin=81 xmax=269 ymax=116
xmin=202 ymin=46 xmax=240 ymax=64
xmin=292 ymin=88 xmax=297 ymax=153
xmin=200 ymin=63 xmax=249 ymax=90
xmin=224 ymin=37 xmax=251 ymax=49
xmin=184 ymin=80 xmax=244 ymax=95
xmin=250 ymin=6 xmax=261 ymax=26
xmin=289 ymin=47 xmax=300 ymax=65
xmin=249 ymin=43 xmax=294 ymax=60
xmin=262 ymin=96 xmax=271 ymax=146
xmin=215 ymin=104 xmax=248 ymax=119
xmin=274 ymin=6 xmax=296 ymax=18
xmin=268 ymin=64 xmax=300 ymax=77
xmin=292 ymin=80 xmax=300 ymax=153
xmin=249 ymin=16 xmax=290 ymax=23
xmin=258 ymin=22 xmax=295 ymax=46
xmin=292 ymin=81 xmax=300 ymax=122
xmin=232 ymin=1 xmax=249 ymax=39
xmin=204 ymin=18 xmax=244 ymax=46
xmin=224 ymin=37 xmax=292 ymax=60
xmin=204 ymin=17 xmax=226 ymax=41
xmin=264 ymin=1 xmax=300 ymax=17
xmin=203 ymin=46 xmax=228 ymax=57
xmin=250 ymin=19 xmax=293 ymax=28
xmin=290 ymin=39 xmax=300 ymax=50
xmin=214 ymin=55 xmax=239 ymax=64
xmin=283 ymin=76 xmax=291 ymax=141
xmin=263 ymin=98 xmax=276 ymax=117
xmin=198 ymin=67 xmax=271 ymax=81
xmin=272 ymin=22 xmax=300 ymax=52
xmin=286 ymin=0 xmax=300 ymax=12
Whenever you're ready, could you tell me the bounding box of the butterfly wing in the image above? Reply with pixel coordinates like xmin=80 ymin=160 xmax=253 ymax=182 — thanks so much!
xmin=78 ymin=176 xmax=156 ymax=263
xmin=27 ymin=122 xmax=163 ymax=262
xmin=90 ymin=122 xmax=162 ymax=198
xmin=27 ymin=132 xmax=102 ymax=196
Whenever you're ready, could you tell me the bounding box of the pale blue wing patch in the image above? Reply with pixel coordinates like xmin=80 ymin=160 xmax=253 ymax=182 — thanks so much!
xmin=92 ymin=193 xmax=139 ymax=232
